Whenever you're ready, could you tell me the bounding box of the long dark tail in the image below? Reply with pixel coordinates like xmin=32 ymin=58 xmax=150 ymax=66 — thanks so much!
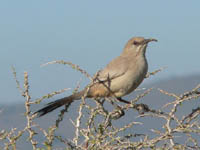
xmin=34 ymin=90 xmax=86 ymax=117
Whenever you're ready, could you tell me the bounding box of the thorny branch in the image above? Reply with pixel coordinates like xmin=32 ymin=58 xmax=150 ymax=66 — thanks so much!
xmin=1 ymin=63 xmax=199 ymax=150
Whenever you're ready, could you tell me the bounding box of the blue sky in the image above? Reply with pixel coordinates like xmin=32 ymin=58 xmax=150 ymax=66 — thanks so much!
xmin=1 ymin=1 xmax=200 ymax=103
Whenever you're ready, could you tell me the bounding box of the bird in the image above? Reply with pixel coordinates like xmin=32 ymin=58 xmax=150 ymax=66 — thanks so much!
xmin=34 ymin=37 xmax=157 ymax=117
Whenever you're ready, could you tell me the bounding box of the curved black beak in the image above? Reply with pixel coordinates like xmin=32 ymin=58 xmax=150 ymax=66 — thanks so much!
xmin=144 ymin=38 xmax=158 ymax=44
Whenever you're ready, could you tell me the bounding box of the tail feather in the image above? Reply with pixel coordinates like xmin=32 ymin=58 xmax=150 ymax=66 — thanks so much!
xmin=34 ymin=90 xmax=85 ymax=117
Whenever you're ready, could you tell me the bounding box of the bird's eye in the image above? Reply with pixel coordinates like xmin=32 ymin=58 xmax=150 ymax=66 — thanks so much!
xmin=133 ymin=41 xmax=139 ymax=45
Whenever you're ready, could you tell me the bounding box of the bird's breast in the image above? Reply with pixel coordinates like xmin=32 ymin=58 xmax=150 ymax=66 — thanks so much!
xmin=112 ymin=56 xmax=148 ymax=97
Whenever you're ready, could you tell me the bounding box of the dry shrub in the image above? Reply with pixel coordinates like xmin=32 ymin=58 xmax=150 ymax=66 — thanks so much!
xmin=1 ymin=62 xmax=199 ymax=150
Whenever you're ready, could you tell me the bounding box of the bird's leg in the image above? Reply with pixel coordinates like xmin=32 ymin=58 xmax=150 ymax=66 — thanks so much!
xmin=117 ymin=97 xmax=131 ymax=104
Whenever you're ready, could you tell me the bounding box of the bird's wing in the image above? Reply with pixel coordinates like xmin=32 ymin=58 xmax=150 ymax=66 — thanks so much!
xmin=97 ymin=55 xmax=129 ymax=81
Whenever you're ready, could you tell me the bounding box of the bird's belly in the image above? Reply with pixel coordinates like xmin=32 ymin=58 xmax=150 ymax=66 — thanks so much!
xmin=112 ymin=63 xmax=147 ymax=97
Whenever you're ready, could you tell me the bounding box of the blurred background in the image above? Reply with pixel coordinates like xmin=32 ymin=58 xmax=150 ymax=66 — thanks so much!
xmin=1 ymin=0 xmax=200 ymax=104
xmin=1 ymin=1 xmax=200 ymax=149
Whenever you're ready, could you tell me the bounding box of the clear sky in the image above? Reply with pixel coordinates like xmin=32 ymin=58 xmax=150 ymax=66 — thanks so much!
xmin=1 ymin=1 xmax=200 ymax=104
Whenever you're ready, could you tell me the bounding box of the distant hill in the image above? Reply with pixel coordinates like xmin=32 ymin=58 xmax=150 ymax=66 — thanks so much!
xmin=0 ymin=74 xmax=200 ymax=149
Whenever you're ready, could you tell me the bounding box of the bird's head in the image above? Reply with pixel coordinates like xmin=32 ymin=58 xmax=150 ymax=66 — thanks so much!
xmin=123 ymin=37 xmax=157 ymax=56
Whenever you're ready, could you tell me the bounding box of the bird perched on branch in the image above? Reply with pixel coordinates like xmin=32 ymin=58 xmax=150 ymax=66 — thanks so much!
xmin=35 ymin=37 xmax=157 ymax=117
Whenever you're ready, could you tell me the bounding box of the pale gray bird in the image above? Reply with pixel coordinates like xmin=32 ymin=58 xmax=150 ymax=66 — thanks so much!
xmin=35 ymin=37 xmax=157 ymax=117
